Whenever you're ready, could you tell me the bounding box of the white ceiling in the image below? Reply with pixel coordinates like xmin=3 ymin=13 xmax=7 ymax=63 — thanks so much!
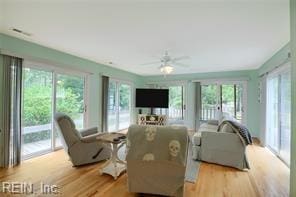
xmin=0 ymin=0 xmax=290 ymax=76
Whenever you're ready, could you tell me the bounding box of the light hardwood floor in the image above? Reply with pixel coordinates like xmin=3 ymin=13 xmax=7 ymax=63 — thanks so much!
xmin=0 ymin=142 xmax=289 ymax=197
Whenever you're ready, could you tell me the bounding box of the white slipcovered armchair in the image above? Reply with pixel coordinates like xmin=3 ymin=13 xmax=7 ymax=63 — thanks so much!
xmin=54 ymin=113 xmax=111 ymax=166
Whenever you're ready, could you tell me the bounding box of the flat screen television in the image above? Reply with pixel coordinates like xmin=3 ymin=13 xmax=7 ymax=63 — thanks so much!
xmin=136 ymin=88 xmax=169 ymax=108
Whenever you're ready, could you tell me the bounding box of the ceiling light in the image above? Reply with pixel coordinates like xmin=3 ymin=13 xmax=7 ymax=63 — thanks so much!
xmin=159 ymin=64 xmax=174 ymax=75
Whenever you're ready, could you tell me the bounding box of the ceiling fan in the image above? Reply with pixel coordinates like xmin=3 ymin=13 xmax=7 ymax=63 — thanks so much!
xmin=141 ymin=51 xmax=190 ymax=75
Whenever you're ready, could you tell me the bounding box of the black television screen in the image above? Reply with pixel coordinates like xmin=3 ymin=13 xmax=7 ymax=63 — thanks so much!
xmin=136 ymin=88 xmax=169 ymax=108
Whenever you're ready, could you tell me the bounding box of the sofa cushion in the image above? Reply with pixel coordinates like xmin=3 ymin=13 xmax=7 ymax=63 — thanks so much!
xmin=192 ymin=132 xmax=202 ymax=146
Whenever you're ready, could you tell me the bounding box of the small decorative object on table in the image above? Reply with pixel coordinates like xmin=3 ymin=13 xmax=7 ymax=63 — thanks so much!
xmin=96 ymin=132 xmax=127 ymax=180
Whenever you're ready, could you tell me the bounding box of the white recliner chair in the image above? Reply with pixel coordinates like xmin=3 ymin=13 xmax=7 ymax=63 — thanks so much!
xmin=54 ymin=113 xmax=111 ymax=166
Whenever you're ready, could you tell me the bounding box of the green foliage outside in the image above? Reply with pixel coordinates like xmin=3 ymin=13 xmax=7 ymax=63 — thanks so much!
xmin=201 ymin=85 xmax=217 ymax=108
xmin=169 ymin=86 xmax=183 ymax=109
xmin=23 ymin=68 xmax=84 ymax=144
xmin=119 ymin=84 xmax=131 ymax=110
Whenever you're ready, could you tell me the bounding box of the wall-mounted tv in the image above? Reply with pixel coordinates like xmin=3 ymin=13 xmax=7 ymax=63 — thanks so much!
xmin=136 ymin=88 xmax=169 ymax=108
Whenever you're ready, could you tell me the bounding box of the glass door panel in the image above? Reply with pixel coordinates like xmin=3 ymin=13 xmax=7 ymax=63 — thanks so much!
xmin=108 ymin=81 xmax=117 ymax=132
xmin=168 ymin=86 xmax=184 ymax=120
xmin=279 ymin=71 xmax=291 ymax=165
xmin=235 ymin=84 xmax=243 ymax=121
xmin=22 ymin=68 xmax=52 ymax=157
xmin=201 ymin=84 xmax=218 ymax=121
xmin=266 ymin=76 xmax=280 ymax=152
xmin=118 ymin=84 xmax=131 ymax=130
xmin=55 ymin=73 xmax=85 ymax=147
xmin=108 ymin=81 xmax=132 ymax=131
xmin=201 ymin=83 xmax=246 ymax=123
xmin=221 ymin=84 xmax=235 ymax=118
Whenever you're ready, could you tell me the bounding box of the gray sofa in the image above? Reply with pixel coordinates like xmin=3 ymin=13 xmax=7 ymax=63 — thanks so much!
xmin=192 ymin=119 xmax=250 ymax=170
xmin=126 ymin=125 xmax=188 ymax=197
xmin=54 ymin=113 xmax=111 ymax=166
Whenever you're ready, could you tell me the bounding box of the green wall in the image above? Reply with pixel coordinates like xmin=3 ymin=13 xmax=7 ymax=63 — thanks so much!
xmin=143 ymin=70 xmax=260 ymax=137
xmin=290 ymin=0 xmax=296 ymax=195
xmin=0 ymin=33 xmax=144 ymax=129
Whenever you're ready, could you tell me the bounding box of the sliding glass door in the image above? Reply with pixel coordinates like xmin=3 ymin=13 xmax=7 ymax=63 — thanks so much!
xmin=266 ymin=65 xmax=291 ymax=165
xmin=22 ymin=64 xmax=87 ymax=158
xmin=266 ymin=76 xmax=280 ymax=152
xmin=108 ymin=80 xmax=132 ymax=132
xmin=22 ymin=68 xmax=53 ymax=156
xmin=201 ymin=82 xmax=246 ymax=123
xmin=279 ymin=71 xmax=291 ymax=164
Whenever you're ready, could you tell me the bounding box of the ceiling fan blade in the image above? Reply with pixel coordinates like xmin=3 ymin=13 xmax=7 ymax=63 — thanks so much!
xmin=140 ymin=61 xmax=162 ymax=66
xmin=172 ymin=62 xmax=190 ymax=68
xmin=171 ymin=56 xmax=190 ymax=62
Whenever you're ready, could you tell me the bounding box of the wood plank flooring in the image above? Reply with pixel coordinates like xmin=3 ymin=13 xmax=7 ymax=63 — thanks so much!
xmin=0 ymin=143 xmax=289 ymax=197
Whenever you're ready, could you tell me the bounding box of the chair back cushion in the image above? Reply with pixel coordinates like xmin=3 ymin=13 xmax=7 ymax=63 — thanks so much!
xmin=54 ymin=113 xmax=81 ymax=151
xmin=126 ymin=124 xmax=188 ymax=196
xmin=126 ymin=124 xmax=188 ymax=166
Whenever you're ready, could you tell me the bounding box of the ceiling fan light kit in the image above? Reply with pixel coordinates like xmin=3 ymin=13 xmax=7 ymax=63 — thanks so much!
xmin=160 ymin=64 xmax=174 ymax=75
xmin=141 ymin=51 xmax=190 ymax=76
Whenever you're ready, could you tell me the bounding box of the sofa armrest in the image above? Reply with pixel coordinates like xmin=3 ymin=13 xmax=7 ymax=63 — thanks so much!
xmin=80 ymin=132 xmax=104 ymax=143
xmin=79 ymin=127 xmax=99 ymax=137
xmin=201 ymin=131 xmax=245 ymax=152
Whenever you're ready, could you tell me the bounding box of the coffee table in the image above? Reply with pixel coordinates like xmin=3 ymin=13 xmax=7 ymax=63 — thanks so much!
xmin=96 ymin=132 xmax=126 ymax=180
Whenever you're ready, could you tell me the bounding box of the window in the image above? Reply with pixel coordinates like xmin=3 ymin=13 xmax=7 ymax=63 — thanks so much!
xmin=200 ymin=82 xmax=246 ymax=123
xmin=155 ymin=85 xmax=186 ymax=122
xmin=107 ymin=80 xmax=132 ymax=132
xmin=201 ymin=84 xmax=218 ymax=121
xmin=168 ymin=86 xmax=185 ymax=120
xmin=21 ymin=64 xmax=87 ymax=159
xmin=22 ymin=68 xmax=53 ymax=156
xmin=266 ymin=64 xmax=291 ymax=165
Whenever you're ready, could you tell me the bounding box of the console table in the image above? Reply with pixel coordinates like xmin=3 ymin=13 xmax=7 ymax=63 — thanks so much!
xmin=138 ymin=114 xmax=167 ymax=125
